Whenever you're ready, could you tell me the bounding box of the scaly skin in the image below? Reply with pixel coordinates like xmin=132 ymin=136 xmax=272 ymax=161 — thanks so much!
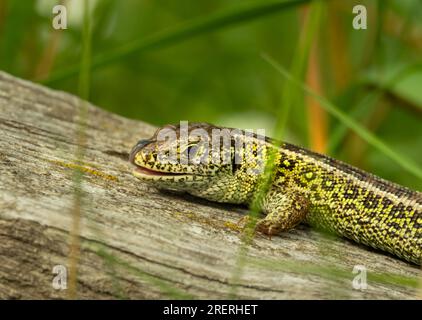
xmin=130 ymin=123 xmax=422 ymax=265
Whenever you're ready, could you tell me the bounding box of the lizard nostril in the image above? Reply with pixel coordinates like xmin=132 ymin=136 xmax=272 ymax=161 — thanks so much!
xmin=129 ymin=139 xmax=151 ymax=164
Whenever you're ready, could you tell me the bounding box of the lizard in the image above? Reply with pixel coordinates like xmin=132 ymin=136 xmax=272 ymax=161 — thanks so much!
xmin=129 ymin=122 xmax=422 ymax=265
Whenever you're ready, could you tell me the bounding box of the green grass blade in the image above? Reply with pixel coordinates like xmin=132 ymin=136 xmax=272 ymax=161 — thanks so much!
xmin=42 ymin=0 xmax=311 ymax=85
xmin=272 ymin=0 xmax=323 ymax=140
xmin=78 ymin=0 xmax=92 ymax=101
xmin=263 ymin=54 xmax=422 ymax=181
xmin=229 ymin=2 xmax=323 ymax=299
xmin=329 ymin=62 xmax=422 ymax=154
xmin=68 ymin=0 xmax=93 ymax=299
xmin=328 ymin=89 xmax=382 ymax=154
xmin=247 ymin=256 xmax=421 ymax=289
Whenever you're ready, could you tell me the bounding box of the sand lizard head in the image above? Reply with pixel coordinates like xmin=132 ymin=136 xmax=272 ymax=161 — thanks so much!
xmin=129 ymin=122 xmax=269 ymax=203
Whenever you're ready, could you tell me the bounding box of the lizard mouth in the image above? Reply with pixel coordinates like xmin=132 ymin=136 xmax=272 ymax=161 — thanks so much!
xmin=130 ymin=144 xmax=187 ymax=177
xmin=133 ymin=164 xmax=186 ymax=177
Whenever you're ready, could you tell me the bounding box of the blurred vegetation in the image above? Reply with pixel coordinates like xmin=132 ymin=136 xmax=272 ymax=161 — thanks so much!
xmin=0 ymin=0 xmax=421 ymax=190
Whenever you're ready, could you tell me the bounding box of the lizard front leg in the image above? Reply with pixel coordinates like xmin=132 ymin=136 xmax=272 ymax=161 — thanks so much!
xmin=255 ymin=188 xmax=310 ymax=235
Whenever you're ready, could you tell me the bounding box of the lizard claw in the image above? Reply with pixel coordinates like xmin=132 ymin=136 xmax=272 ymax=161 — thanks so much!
xmin=255 ymin=220 xmax=280 ymax=240
xmin=236 ymin=215 xmax=271 ymax=240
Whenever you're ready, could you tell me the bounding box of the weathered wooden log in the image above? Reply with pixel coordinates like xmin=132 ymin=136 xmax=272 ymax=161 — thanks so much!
xmin=0 ymin=71 xmax=420 ymax=299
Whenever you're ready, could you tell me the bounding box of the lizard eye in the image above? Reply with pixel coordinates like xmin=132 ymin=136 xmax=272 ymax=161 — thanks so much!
xmin=184 ymin=143 xmax=199 ymax=157
xmin=187 ymin=144 xmax=196 ymax=154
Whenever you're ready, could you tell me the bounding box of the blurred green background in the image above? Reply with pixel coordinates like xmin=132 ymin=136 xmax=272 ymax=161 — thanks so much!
xmin=0 ymin=0 xmax=421 ymax=190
